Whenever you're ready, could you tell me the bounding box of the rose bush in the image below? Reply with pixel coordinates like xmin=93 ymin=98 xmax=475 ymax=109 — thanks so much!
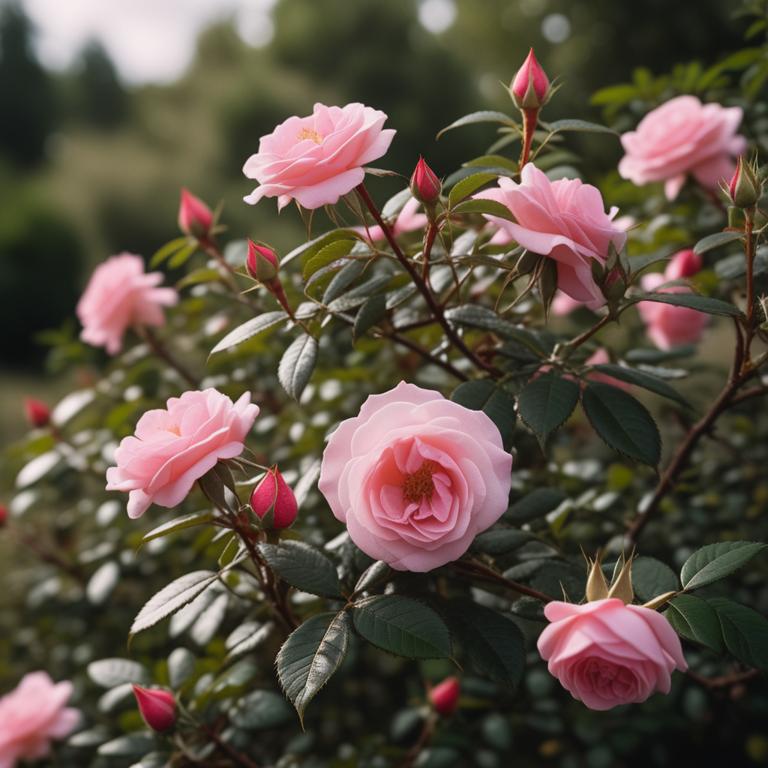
xmin=2 ymin=25 xmax=768 ymax=768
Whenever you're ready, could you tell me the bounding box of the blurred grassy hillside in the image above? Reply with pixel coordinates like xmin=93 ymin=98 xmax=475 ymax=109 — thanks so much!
xmin=0 ymin=0 xmax=747 ymax=439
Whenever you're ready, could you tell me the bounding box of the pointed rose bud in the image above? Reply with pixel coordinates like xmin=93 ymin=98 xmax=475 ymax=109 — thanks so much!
xmin=24 ymin=398 xmax=50 ymax=428
xmin=0 ymin=503 xmax=7 ymax=527
xmin=245 ymin=241 xmax=280 ymax=284
xmin=728 ymin=156 xmax=760 ymax=209
xmin=178 ymin=188 xmax=213 ymax=239
xmin=510 ymin=48 xmax=550 ymax=110
xmin=249 ymin=466 xmax=298 ymax=529
xmin=409 ymin=157 xmax=441 ymax=205
xmin=132 ymin=685 xmax=176 ymax=732
xmin=429 ymin=677 xmax=460 ymax=716
xmin=665 ymin=248 xmax=702 ymax=280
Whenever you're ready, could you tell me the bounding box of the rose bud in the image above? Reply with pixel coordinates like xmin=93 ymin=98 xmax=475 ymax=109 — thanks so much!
xmin=665 ymin=248 xmax=702 ymax=280
xmin=132 ymin=685 xmax=176 ymax=732
xmin=510 ymin=48 xmax=550 ymax=110
xmin=429 ymin=676 xmax=460 ymax=716
xmin=245 ymin=241 xmax=280 ymax=284
xmin=250 ymin=466 xmax=298 ymax=529
xmin=728 ymin=156 xmax=761 ymax=209
xmin=409 ymin=157 xmax=441 ymax=206
xmin=24 ymin=398 xmax=50 ymax=429
xmin=178 ymin=188 xmax=213 ymax=239
xmin=0 ymin=503 xmax=7 ymax=527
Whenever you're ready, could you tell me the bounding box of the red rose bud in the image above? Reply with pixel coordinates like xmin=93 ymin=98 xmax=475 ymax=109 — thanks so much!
xmin=0 ymin=504 xmax=7 ymax=527
xmin=249 ymin=466 xmax=298 ymax=529
xmin=178 ymin=188 xmax=213 ymax=239
xmin=132 ymin=685 xmax=176 ymax=732
xmin=511 ymin=48 xmax=550 ymax=110
xmin=665 ymin=249 xmax=702 ymax=280
xmin=409 ymin=156 xmax=441 ymax=205
xmin=429 ymin=676 xmax=460 ymax=716
xmin=246 ymin=241 xmax=280 ymax=284
xmin=728 ymin=156 xmax=760 ymax=209
xmin=24 ymin=398 xmax=50 ymax=428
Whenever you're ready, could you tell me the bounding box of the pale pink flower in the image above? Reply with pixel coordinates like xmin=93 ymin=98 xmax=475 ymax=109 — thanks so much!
xmin=476 ymin=164 xmax=627 ymax=308
xmin=318 ymin=381 xmax=512 ymax=572
xmin=106 ymin=388 xmax=259 ymax=519
xmin=0 ymin=672 xmax=80 ymax=767
xmin=537 ymin=598 xmax=686 ymax=711
xmin=357 ymin=197 xmax=428 ymax=243
xmin=618 ymin=95 xmax=746 ymax=200
xmin=638 ymin=249 xmax=707 ymax=350
xmin=243 ymin=102 xmax=395 ymax=210
xmin=76 ymin=253 xmax=178 ymax=355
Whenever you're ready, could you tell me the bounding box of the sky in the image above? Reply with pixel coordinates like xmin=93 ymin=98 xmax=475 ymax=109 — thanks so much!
xmin=18 ymin=0 xmax=460 ymax=85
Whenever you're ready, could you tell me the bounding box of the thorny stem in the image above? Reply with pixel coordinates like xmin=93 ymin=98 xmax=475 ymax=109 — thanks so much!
xmin=558 ymin=313 xmax=612 ymax=360
xmin=519 ymin=108 xmax=538 ymax=170
xmin=138 ymin=326 xmax=199 ymax=388
xmin=356 ymin=183 xmax=499 ymax=376
xmin=199 ymin=722 xmax=261 ymax=768
xmin=422 ymin=220 xmax=439 ymax=288
xmin=743 ymin=207 xmax=757 ymax=362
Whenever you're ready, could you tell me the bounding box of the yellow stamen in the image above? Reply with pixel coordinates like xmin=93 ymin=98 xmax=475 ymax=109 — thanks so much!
xmin=402 ymin=461 xmax=437 ymax=503
xmin=296 ymin=127 xmax=323 ymax=144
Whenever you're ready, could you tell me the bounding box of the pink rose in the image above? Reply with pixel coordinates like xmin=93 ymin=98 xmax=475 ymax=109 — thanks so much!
xmin=318 ymin=381 xmax=513 ymax=572
xmin=618 ymin=95 xmax=746 ymax=200
xmin=476 ymin=164 xmax=627 ymax=308
xmin=357 ymin=197 xmax=428 ymax=243
xmin=638 ymin=249 xmax=707 ymax=350
xmin=537 ymin=598 xmax=687 ymax=711
xmin=0 ymin=672 xmax=80 ymax=766
xmin=106 ymin=388 xmax=259 ymax=519
xmin=76 ymin=253 xmax=178 ymax=355
xmin=243 ymin=102 xmax=396 ymax=210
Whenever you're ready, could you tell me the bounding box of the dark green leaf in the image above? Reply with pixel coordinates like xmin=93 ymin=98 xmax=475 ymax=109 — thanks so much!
xmin=88 ymin=658 xmax=149 ymax=688
xmin=632 ymin=557 xmax=679 ymax=602
xmin=322 ymin=260 xmax=366 ymax=304
xmin=283 ymin=228 xmax=361 ymax=267
xmin=708 ymin=597 xmax=768 ymax=671
xmin=545 ymin=118 xmax=618 ymax=135
xmin=302 ymin=239 xmax=356 ymax=281
xmin=353 ymin=293 xmax=388 ymax=339
xmin=518 ymin=373 xmax=580 ymax=441
xmin=631 ymin=292 xmax=742 ymax=318
xmin=229 ymin=690 xmax=293 ymax=730
xmin=506 ymin=488 xmax=566 ymax=523
xmin=278 ymin=334 xmax=318 ymax=400
xmin=259 ymin=540 xmax=343 ymax=598
xmin=581 ymin=382 xmax=661 ymax=466
xmin=437 ymin=110 xmax=516 ymax=139
xmin=693 ymin=231 xmax=743 ymax=255
xmin=451 ymin=198 xmax=516 ymax=222
xmin=444 ymin=305 xmax=547 ymax=355
xmin=448 ymin=172 xmax=497 ymax=207
xmin=591 ymin=364 xmax=688 ymax=406
xmin=471 ymin=528 xmax=532 ymax=555
xmin=168 ymin=648 xmax=196 ymax=689
xmin=210 ymin=311 xmax=288 ymax=355
xmin=352 ymin=595 xmax=451 ymax=659
xmin=451 ymin=380 xmax=516 ymax=448
xmin=141 ymin=512 xmax=215 ymax=543
xmin=680 ymin=541 xmax=766 ymax=591
xmin=665 ymin=595 xmax=724 ymax=653
xmin=277 ymin=611 xmax=350 ymax=723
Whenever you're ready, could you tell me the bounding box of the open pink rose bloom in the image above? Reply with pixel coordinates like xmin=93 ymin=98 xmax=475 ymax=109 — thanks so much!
xmin=106 ymin=388 xmax=259 ymax=519
xmin=76 ymin=253 xmax=178 ymax=355
xmin=619 ymin=95 xmax=746 ymax=200
xmin=318 ymin=381 xmax=513 ymax=572
xmin=0 ymin=672 xmax=80 ymax=768
xmin=537 ymin=598 xmax=687 ymax=711
xmin=476 ymin=164 xmax=627 ymax=308
xmin=243 ymin=102 xmax=395 ymax=210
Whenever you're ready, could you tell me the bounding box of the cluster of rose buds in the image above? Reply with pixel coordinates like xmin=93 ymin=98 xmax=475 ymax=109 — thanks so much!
xmin=250 ymin=466 xmax=298 ymax=529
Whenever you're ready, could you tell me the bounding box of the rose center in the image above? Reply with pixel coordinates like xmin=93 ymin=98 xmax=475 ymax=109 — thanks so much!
xmin=296 ymin=127 xmax=323 ymax=144
xmin=166 ymin=424 xmax=181 ymax=436
xmin=402 ymin=460 xmax=437 ymax=503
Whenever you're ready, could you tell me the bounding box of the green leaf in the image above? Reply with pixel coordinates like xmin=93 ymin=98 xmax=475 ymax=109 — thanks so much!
xmin=176 ymin=267 xmax=222 ymax=289
xmin=545 ymin=118 xmax=618 ymax=135
xmin=471 ymin=528 xmax=532 ymax=555
xmin=451 ymin=379 xmax=517 ymax=448
xmin=168 ymin=243 xmax=198 ymax=269
xmin=302 ymin=239 xmax=356 ymax=281
xmin=708 ymin=598 xmax=768 ymax=671
xmin=448 ymin=172 xmax=497 ymax=207
xmin=590 ymin=84 xmax=640 ymax=106
xmin=278 ymin=334 xmax=318 ymax=400
xmin=98 ymin=735 xmax=156 ymax=757
xmin=444 ymin=305 xmax=547 ymax=356
xmin=353 ymin=293 xmax=388 ymax=339
xmin=693 ymin=231 xmax=744 ymax=255
xmin=87 ymin=658 xmax=149 ymax=688
xmin=632 ymin=557 xmax=679 ymax=603
xmin=168 ymin=647 xmax=196 ymax=689
xmin=665 ymin=595 xmax=724 ymax=653
xmin=680 ymin=541 xmax=766 ymax=591
xmin=283 ymin=228 xmax=361 ymax=268
xmin=581 ymin=382 xmax=661 ymax=466
xmin=632 ymin=292 xmax=742 ymax=318
xmin=323 ymin=260 xmax=366 ymax=304
xmin=259 ymin=540 xmax=343 ymax=598
xmin=150 ymin=237 xmax=189 ymax=268
xmin=437 ymin=110 xmax=516 ymax=139
xmin=130 ymin=571 xmax=218 ymax=636
xmin=518 ymin=373 xmax=580 ymax=441
xmin=277 ymin=611 xmax=350 ymax=724
xmin=210 ymin=311 xmax=288 ymax=355
xmin=451 ymin=198 xmax=516 ymax=222
xmin=352 ymin=595 xmax=451 ymax=659
xmin=448 ymin=601 xmax=525 ymax=685
xmin=141 ymin=512 xmax=215 ymax=543
xmin=229 ymin=690 xmax=294 ymax=730
xmin=591 ymin=364 xmax=689 ymax=407
xmin=506 ymin=488 xmax=566 ymax=523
